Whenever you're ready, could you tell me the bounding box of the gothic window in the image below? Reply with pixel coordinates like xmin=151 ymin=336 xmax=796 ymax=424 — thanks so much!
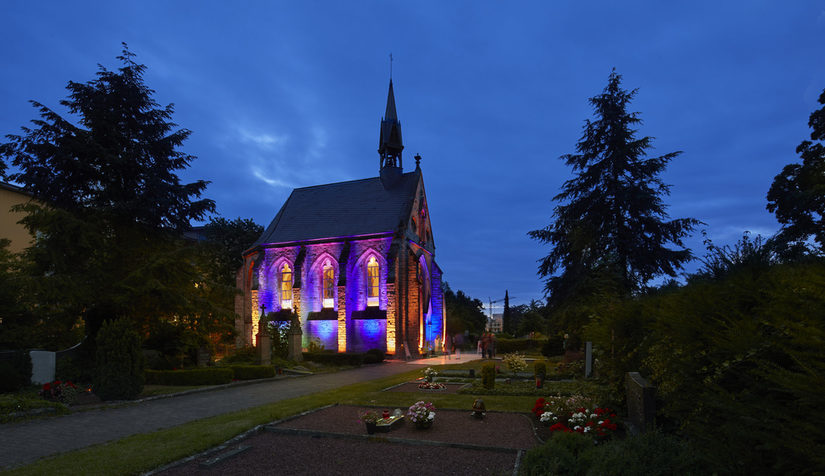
xmin=322 ymin=262 xmax=335 ymax=308
xmin=280 ymin=263 xmax=293 ymax=309
xmin=367 ymin=256 xmax=379 ymax=307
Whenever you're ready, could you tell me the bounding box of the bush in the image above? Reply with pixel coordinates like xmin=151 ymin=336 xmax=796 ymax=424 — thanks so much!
xmin=144 ymin=368 xmax=234 ymax=386
xmin=503 ymin=352 xmax=528 ymax=372
xmin=481 ymin=361 xmax=496 ymax=389
xmin=364 ymin=348 xmax=385 ymax=364
xmin=56 ymin=356 xmax=94 ymax=383
xmin=519 ymin=431 xmax=708 ymax=476
xmin=584 ymin=431 xmax=708 ymax=476
xmin=219 ymin=346 xmax=257 ymax=365
xmin=229 ymin=365 xmax=274 ymax=380
xmin=0 ymin=361 xmax=24 ymax=393
xmin=542 ymin=336 xmax=564 ymax=357
xmin=496 ymin=338 xmax=547 ymax=354
xmin=534 ymin=361 xmax=547 ymax=381
xmin=93 ymin=319 xmax=144 ymax=401
xmin=519 ymin=431 xmax=593 ymax=476
xmin=302 ymin=352 xmax=364 ymax=366
xmin=0 ymin=350 xmax=32 ymax=392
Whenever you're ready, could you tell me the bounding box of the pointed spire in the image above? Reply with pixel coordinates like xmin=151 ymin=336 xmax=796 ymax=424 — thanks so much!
xmin=379 ymin=79 xmax=404 ymax=189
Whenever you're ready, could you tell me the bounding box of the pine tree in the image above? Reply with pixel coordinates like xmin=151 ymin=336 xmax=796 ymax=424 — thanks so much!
xmin=502 ymin=290 xmax=511 ymax=335
xmin=0 ymin=45 xmax=220 ymax=348
xmin=766 ymin=86 xmax=825 ymax=254
xmin=529 ymin=70 xmax=699 ymax=304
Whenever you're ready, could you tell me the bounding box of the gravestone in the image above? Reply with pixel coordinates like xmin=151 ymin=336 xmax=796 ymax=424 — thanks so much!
xmin=625 ymin=372 xmax=656 ymax=434
xmin=257 ymin=317 xmax=271 ymax=366
xmin=584 ymin=342 xmax=593 ymax=378
xmin=287 ymin=314 xmax=303 ymax=362
xmin=30 ymin=350 xmax=55 ymax=384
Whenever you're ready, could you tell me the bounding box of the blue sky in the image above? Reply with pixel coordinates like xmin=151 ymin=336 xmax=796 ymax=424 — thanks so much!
xmin=2 ymin=1 xmax=824 ymax=312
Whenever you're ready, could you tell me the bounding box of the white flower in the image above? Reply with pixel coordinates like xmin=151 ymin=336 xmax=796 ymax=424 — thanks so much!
xmin=598 ymin=420 xmax=603 ymax=425
xmin=591 ymin=414 xmax=598 ymax=419
xmin=427 ymin=412 xmax=435 ymax=420
xmin=574 ymin=425 xmax=582 ymax=431
xmin=584 ymin=426 xmax=591 ymax=433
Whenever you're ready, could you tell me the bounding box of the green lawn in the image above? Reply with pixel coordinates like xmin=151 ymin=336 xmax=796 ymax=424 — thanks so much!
xmin=4 ymin=364 xmax=605 ymax=476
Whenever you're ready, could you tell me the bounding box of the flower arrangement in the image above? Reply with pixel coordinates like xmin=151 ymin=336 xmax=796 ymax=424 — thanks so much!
xmin=503 ymin=352 xmax=528 ymax=373
xmin=359 ymin=409 xmax=380 ymax=424
xmin=407 ymin=401 xmax=436 ymax=428
xmin=422 ymin=367 xmax=438 ymax=382
xmin=532 ymin=396 xmax=618 ymax=441
xmin=39 ymin=380 xmax=78 ymax=405
xmin=418 ymin=381 xmax=446 ymax=390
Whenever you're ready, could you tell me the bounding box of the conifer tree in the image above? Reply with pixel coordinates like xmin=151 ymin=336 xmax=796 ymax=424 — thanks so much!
xmin=529 ymin=70 xmax=699 ymax=304
xmin=766 ymin=86 xmax=825 ymax=254
xmin=0 ymin=45 xmax=220 ymax=347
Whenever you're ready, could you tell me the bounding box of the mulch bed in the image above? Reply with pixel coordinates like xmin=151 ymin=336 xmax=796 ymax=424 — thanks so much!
xmin=156 ymin=405 xmax=541 ymax=475
xmin=384 ymin=381 xmax=468 ymax=394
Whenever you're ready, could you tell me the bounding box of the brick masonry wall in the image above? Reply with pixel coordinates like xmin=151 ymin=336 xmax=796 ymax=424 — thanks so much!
xmin=406 ymin=250 xmax=421 ymax=356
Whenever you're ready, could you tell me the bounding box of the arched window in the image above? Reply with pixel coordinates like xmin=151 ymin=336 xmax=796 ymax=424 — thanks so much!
xmin=322 ymin=262 xmax=335 ymax=308
xmin=366 ymin=256 xmax=379 ymax=307
xmin=280 ymin=263 xmax=293 ymax=309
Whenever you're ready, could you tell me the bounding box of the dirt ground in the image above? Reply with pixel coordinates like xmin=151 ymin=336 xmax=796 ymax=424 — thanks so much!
xmin=157 ymin=404 xmax=541 ymax=475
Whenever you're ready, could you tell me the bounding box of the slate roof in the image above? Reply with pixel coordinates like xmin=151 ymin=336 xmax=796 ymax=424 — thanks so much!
xmin=252 ymin=170 xmax=420 ymax=247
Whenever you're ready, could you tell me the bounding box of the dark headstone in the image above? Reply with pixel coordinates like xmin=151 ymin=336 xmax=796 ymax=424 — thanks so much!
xmin=625 ymin=372 xmax=656 ymax=434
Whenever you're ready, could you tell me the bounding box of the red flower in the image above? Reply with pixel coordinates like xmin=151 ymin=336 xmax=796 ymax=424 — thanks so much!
xmin=43 ymin=383 xmax=51 ymax=391
xmin=549 ymin=423 xmax=572 ymax=433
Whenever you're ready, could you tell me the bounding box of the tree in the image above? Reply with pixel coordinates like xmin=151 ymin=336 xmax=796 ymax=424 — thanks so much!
xmin=767 ymin=87 xmax=825 ymax=254
xmin=443 ymin=282 xmax=487 ymax=336
xmin=502 ymin=290 xmax=512 ymax=335
xmin=201 ymin=217 xmax=264 ymax=288
xmin=529 ymin=70 xmax=699 ymax=305
xmin=0 ymin=45 xmax=218 ymax=349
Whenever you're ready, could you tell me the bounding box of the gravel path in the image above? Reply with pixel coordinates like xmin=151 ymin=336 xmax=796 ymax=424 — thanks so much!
xmin=157 ymin=405 xmax=540 ymax=475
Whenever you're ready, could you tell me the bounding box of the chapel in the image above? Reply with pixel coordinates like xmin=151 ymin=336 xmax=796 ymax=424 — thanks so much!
xmin=235 ymin=81 xmax=444 ymax=359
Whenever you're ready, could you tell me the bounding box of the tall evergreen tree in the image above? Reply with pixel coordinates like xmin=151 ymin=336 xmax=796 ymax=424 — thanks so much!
xmin=766 ymin=86 xmax=825 ymax=254
xmin=0 ymin=45 xmax=219 ymax=348
xmin=529 ymin=70 xmax=699 ymax=304
xmin=502 ymin=290 xmax=511 ymax=334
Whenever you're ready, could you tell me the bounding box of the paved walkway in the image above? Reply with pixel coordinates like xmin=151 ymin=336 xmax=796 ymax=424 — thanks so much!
xmin=0 ymin=354 xmax=479 ymax=470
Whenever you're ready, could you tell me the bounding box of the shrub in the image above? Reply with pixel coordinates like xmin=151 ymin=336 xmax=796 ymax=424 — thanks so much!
xmin=496 ymin=338 xmax=547 ymax=354
xmin=229 ymin=365 xmax=274 ymax=380
xmin=219 ymin=346 xmax=257 ymax=365
xmin=519 ymin=431 xmax=592 ymax=476
xmin=519 ymin=431 xmax=708 ymax=476
xmin=503 ymin=352 xmax=528 ymax=372
xmin=534 ymin=361 xmax=547 ymax=381
xmin=302 ymin=352 xmax=364 ymax=366
xmin=144 ymin=368 xmax=233 ymax=386
xmin=481 ymin=361 xmax=496 ymax=389
xmin=583 ymin=431 xmax=709 ymax=476
xmin=542 ymin=336 xmax=564 ymax=357
xmin=93 ymin=319 xmax=144 ymax=401
xmin=56 ymin=355 xmax=94 ymax=383
xmin=0 ymin=361 xmax=24 ymax=393
xmin=0 ymin=350 xmax=32 ymax=392
xmin=364 ymin=348 xmax=385 ymax=364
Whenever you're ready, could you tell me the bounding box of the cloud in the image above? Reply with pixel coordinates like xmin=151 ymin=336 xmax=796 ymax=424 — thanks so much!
xmin=237 ymin=127 xmax=288 ymax=151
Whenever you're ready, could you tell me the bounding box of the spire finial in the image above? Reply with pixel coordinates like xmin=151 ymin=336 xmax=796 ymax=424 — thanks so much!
xmin=415 ymin=154 xmax=421 ymax=169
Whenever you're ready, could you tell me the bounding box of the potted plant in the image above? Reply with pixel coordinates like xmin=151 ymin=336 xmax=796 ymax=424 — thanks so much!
xmin=422 ymin=367 xmax=438 ymax=383
xmin=360 ymin=410 xmax=380 ymax=434
xmin=407 ymin=401 xmax=436 ymax=429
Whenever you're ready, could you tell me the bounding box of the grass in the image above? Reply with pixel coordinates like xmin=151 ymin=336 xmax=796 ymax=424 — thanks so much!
xmin=3 ymin=362 xmax=598 ymax=475
xmin=0 ymin=392 xmax=68 ymax=423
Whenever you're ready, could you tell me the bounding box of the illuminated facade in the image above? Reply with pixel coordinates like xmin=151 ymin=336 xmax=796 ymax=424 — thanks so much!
xmin=235 ymin=81 xmax=445 ymax=359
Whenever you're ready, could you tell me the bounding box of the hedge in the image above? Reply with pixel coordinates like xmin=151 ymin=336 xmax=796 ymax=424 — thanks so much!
xmin=496 ymin=338 xmax=547 ymax=354
xmin=144 ymin=368 xmax=233 ymax=386
xmin=302 ymin=352 xmax=364 ymax=366
xmin=229 ymin=365 xmax=275 ymax=380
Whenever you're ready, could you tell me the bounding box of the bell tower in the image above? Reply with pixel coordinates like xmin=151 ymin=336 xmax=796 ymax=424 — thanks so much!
xmin=378 ymin=79 xmax=404 ymax=189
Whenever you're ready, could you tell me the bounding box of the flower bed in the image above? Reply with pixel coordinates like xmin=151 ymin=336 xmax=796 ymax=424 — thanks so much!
xmin=531 ymin=396 xmax=620 ymax=442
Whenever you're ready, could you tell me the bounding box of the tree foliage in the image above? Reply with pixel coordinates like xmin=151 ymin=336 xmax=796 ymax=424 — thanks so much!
xmin=0 ymin=45 xmax=222 ymax=351
xmin=201 ymin=217 xmax=263 ymax=288
xmin=443 ymin=282 xmax=487 ymax=336
xmin=529 ymin=70 xmax=699 ymax=306
xmin=767 ymin=86 xmax=825 ymax=254
xmin=94 ymin=318 xmax=144 ymax=401
xmin=584 ymin=257 xmax=825 ymax=474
